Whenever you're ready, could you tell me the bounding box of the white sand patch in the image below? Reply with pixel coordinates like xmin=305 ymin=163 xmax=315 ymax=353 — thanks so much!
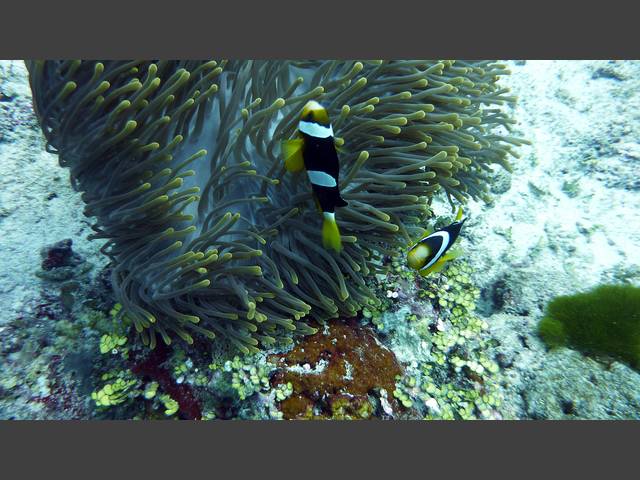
xmin=0 ymin=60 xmax=107 ymax=325
xmin=463 ymin=60 xmax=640 ymax=313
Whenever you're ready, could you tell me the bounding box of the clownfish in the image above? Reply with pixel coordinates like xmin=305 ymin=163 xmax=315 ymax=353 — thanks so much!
xmin=281 ymin=100 xmax=348 ymax=253
xmin=407 ymin=207 xmax=466 ymax=276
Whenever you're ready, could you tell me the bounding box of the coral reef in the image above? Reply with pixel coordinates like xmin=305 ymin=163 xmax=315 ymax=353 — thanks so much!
xmin=6 ymin=60 xmax=640 ymax=420
xmin=204 ymin=353 xmax=285 ymax=419
xmin=538 ymin=284 xmax=640 ymax=368
xmin=0 ymin=294 xmax=108 ymax=419
xmin=26 ymin=60 xmax=525 ymax=352
xmin=0 ymin=237 xmax=115 ymax=420
xmin=382 ymin=260 xmax=504 ymax=419
xmin=127 ymin=341 xmax=202 ymax=419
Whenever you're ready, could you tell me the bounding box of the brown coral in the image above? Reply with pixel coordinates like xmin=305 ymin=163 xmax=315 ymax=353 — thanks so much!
xmin=270 ymin=319 xmax=401 ymax=419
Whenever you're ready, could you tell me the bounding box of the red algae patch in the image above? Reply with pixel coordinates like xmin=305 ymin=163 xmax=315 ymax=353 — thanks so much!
xmin=130 ymin=342 xmax=202 ymax=420
xmin=270 ymin=319 xmax=402 ymax=419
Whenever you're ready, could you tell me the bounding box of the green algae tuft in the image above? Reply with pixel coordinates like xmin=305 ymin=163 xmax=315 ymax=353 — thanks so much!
xmin=538 ymin=284 xmax=640 ymax=369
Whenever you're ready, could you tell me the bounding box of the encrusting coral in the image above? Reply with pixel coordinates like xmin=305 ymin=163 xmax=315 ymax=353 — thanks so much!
xmin=26 ymin=60 xmax=526 ymax=352
xmin=270 ymin=319 xmax=402 ymax=419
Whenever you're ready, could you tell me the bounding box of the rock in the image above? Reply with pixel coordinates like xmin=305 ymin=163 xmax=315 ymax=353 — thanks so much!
xmin=495 ymin=352 xmax=514 ymax=369
xmin=489 ymin=169 xmax=512 ymax=195
xmin=40 ymin=239 xmax=80 ymax=270
xmin=35 ymin=239 xmax=94 ymax=285
xmin=592 ymin=65 xmax=627 ymax=81
xmin=521 ymin=349 xmax=640 ymax=419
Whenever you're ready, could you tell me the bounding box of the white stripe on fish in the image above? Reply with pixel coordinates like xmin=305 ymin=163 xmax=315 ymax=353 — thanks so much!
xmin=419 ymin=231 xmax=450 ymax=271
xmin=307 ymin=170 xmax=337 ymax=187
xmin=299 ymin=120 xmax=334 ymax=139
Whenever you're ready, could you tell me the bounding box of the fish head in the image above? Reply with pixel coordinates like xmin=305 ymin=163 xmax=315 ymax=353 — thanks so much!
xmin=443 ymin=218 xmax=466 ymax=240
xmin=301 ymin=100 xmax=330 ymax=126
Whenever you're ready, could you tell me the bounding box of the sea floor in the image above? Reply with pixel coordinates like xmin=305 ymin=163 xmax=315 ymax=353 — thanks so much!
xmin=464 ymin=60 xmax=640 ymax=418
xmin=1 ymin=60 xmax=639 ymax=419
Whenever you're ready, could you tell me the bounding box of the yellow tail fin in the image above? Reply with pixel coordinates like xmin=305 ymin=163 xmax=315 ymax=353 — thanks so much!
xmin=322 ymin=212 xmax=342 ymax=253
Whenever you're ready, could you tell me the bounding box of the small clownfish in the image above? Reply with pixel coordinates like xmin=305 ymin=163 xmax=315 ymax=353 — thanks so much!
xmin=281 ymin=100 xmax=348 ymax=253
xmin=407 ymin=207 xmax=466 ymax=277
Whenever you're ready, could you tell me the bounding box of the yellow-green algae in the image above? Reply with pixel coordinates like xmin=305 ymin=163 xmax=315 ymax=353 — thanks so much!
xmin=375 ymin=257 xmax=503 ymax=420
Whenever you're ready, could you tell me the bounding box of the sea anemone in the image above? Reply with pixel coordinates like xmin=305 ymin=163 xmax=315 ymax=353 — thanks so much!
xmin=27 ymin=60 xmax=526 ymax=352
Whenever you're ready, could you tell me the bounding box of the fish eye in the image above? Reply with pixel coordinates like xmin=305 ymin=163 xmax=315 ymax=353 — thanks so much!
xmin=305 ymin=112 xmax=313 ymax=121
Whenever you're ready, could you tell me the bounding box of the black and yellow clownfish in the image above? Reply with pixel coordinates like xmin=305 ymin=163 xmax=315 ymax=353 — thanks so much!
xmin=407 ymin=207 xmax=466 ymax=276
xmin=281 ymin=100 xmax=348 ymax=253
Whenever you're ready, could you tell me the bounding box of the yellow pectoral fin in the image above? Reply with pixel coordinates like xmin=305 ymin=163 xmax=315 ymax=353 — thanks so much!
xmin=418 ymin=258 xmax=448 ymax=277
xmin=455 ymin=206 xmax=464 ymax=221
xmin=282 ymin=139 xmax=305 ymax=173
xmin=442 ymin=247 xmax=463 ymax=261
xmin=322 ymin=213 xmax=342 ymax=253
